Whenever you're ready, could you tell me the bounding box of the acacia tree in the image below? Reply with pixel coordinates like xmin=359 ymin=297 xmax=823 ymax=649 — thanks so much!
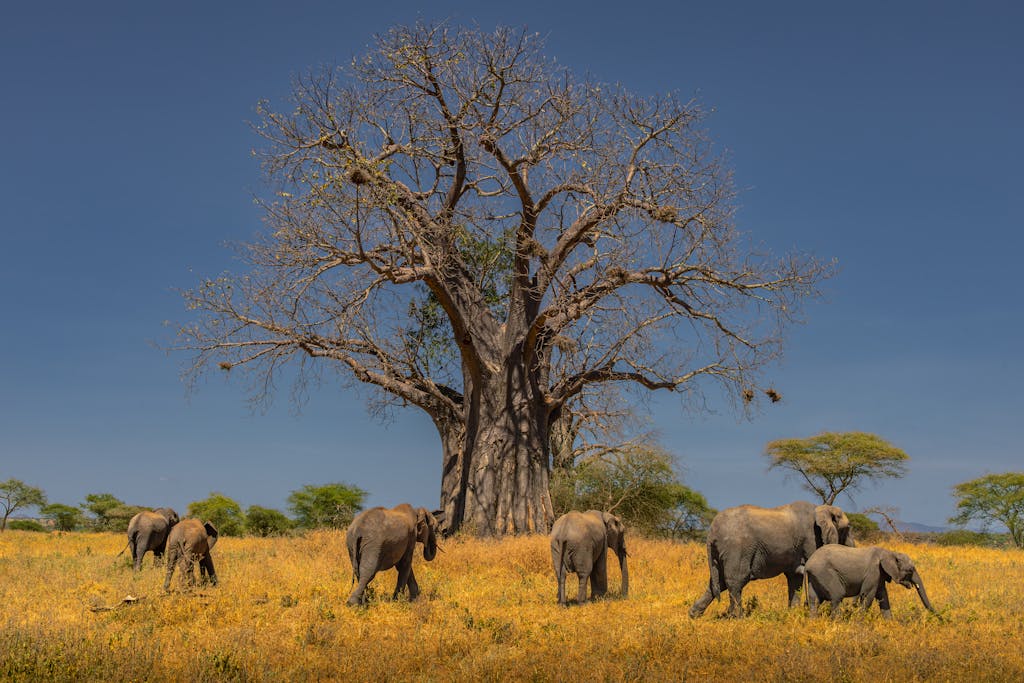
xmin=179 ymin=24 xmax=828 ymax=535
xmin=0 ymin=479 xmax=47 ymax=531
xmin=949 ymin=472 xmax=1024 ymax=548
xmin=764 ymin=431 xmax=909 ymax=505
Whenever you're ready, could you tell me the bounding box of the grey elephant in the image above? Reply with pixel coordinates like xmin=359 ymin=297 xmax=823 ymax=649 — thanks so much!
xmin=126 ymin=507 xmax=179 ymax=571
xmin=689 ymin=500 xmax=853 ymax=618
xmin=804 ymin=545 xmax=935 ymax=618
xmin=163 ymin=518 xmax=218 ymax=591
xmin=345 ymin=504 xmax=439 ymax=606
xmin=550 ymin=510 xmax=629 ymax=606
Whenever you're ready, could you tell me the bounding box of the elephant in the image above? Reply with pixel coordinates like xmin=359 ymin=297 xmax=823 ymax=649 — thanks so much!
xmin=126 ymin=507 xmax=179 ymax=571
xmin=804 ymin=545 xmax=936 ymax=618
xmin=163 ymin=518 xmax=218 ymax=591
xmin=345 ymin=504 xmax=439 ymax=606
xmin=689 ymin=500 xmax=854 ymax=618
xmin=550 ymin=510 xmax=629 ymax=606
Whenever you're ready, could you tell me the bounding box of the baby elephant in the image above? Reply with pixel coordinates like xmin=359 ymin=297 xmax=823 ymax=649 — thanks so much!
xmin=804 ymin=545 xmax=935 ymax=618
xmin=163 ymin=519 xmax=219 ymax=592
xmin=550 ymin=510 xmax=628 ymax=605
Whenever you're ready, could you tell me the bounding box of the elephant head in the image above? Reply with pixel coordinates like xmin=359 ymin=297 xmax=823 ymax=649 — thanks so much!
xmin=154 ymin=508 xmax=180 ymax=527
xmin=416 ymin=508 xmax=439 ymax=561
xmin=601 ymin=512 xmax=629 ymax=597
xmin=814 ymin=505 xmax=854 ymax=546
xmin=880 ymin=550 xmax=935 ymax=612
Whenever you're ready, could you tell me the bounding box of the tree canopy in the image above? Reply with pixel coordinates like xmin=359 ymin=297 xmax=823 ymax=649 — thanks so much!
xmin=179 ymin=23 xmax=829 ymax=535
xmin=245 ymin=505 xmax=295 ymax=536
xmin=188 ymin=492 xmax=245 ymax=536
xmin=949 ymin=472 xmax=1024 ymax=548
xmin=80 ymin=493 xmax=144 ymax=532
xmin=551 ymin=441 xmax=714 ymax=538
xmin=0 ymin=479 xmax=47 ymax=532
xmin=763 ymin=431 xmax=909 ymax=505
xmin=41 ymin=503 xmax=83 ymax=531
xmin=287 ymin=483 xmax=366 ymax=529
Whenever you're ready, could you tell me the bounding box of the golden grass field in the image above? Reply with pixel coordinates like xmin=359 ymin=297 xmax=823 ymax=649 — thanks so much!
xmin=1 ymin=530 xmax=1022 ymax=682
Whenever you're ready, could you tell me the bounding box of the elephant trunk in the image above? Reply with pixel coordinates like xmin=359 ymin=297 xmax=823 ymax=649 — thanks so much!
xmin=422 ymin=527 xmax=437 ymax=562
xmin=911 ymin=570 xmax=935 ymax=613
xmin=617 ymin=547 xmax=629 ymax=597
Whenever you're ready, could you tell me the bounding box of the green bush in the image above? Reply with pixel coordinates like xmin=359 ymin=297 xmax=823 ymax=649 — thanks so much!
xmin=933 ymin=529 xmax=1011 ymax=548
xmin=246 ymin=506 xmax=294 ymax=537
xmin=8 ymin=520 xmax=47 ymax=532
xmin=188 ymin=493 xmax=245 ymax=536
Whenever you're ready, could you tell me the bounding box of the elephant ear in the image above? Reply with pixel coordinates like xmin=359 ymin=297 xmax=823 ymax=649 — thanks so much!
xmin=879 ymin=551 xmax=900 ymax=582
xmin=204 ymin=521 xmax=219 ymax=550
xmin=814 ymin=505 xmax=839 ymax=545
xmin=415 ymin=508 xmax=429 ymax=541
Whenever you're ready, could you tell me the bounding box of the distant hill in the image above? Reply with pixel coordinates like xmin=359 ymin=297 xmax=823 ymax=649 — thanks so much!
xmin=893 ymin=520 xmax=949 ymax=534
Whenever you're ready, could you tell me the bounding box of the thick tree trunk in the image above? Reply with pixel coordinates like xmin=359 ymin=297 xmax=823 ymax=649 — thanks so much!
xmin=446 ymin=356 xmax=554 ymax=536
xmin=434 ymin=414 xmax=466 ymax=534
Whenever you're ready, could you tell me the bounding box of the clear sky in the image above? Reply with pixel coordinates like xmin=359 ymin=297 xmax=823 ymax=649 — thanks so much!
xmin=1 ymin=1 xmax=1021 ymax=528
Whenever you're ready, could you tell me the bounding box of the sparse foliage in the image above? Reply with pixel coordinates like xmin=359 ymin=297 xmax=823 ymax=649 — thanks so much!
xmin=287 ymin=483 xmax=366 ymax=529
xmin=764 ymin=431 xmax=909 ymax=505
xmin=178 ymin=23 xmax=829 ymax=535
xmin=188 ymin=492 xmax=245 ymax=536
xmin=0 ymin=479 xmax=47 ymax=532
xmin=949 ymin=472 xmax=1024 ymax=548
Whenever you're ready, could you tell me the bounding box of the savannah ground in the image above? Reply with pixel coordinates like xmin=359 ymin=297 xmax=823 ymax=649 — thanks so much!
xmin=1 ymin=530 xmax=1021 ymax=682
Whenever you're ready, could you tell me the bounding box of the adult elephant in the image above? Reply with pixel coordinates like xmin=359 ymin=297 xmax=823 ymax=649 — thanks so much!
xmin=163 ymin=519 xmax=218 ymax=591
xmin=550 ymin=510 xmax=629 ymax=605
xmin=805 ymin=545 xmax=936 ymax=618
xmin=345 ymin=504 xmax=439 ymax=606
xmin=126 ymin=507 xmax=179 ymax=571
xmin=689 ymin=500 xmax=853 ymax=618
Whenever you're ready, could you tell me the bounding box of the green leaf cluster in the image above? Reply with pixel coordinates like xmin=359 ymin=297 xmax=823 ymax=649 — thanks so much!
xmin=551 ymin=445 xmax=715 ymax=539
xmin=949 ymin=472 xmax=1024 ymax=548
xmin=287 ymin=483 xmax=366 ymax=529
xmin=764 ymin=431 xmax=909 ymax=505
xmin=188 ymin=492 xmax=246 ymax=536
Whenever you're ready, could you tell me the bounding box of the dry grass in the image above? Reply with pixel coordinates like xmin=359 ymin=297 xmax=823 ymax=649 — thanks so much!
xmin=1 ymin=530 xmax=1022 ymax=681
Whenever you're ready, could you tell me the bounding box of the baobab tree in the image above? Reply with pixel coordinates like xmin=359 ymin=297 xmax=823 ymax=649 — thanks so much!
xmin=178 ymin=24 xmax=829 ymax=535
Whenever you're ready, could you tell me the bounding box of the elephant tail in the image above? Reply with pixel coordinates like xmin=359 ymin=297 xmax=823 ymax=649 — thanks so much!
xmin=116 ymin=539 xmax=131 ymax=558
xmin=552 ymin=537 xmax=569 ymax=582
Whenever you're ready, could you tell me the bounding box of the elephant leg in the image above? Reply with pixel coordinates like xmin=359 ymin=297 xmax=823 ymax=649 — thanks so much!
xmin=807 ymin=582 xmax=820 ymax=618
xmin=393 ymin=560 xmax=413 ymax=600
xmin=163 ymin=549 xmax=178 ymax=592
xmin=577 ymin=572 xmax=589 ymax=605
xmin=200 ymin=554 xmax=218 ymax=586
xmin=875 ymin=584 xmax=892 ymax=619
xmin=590 ymin=551 xmax=609 ymax=599
xmin=347 ymin=550 xmax=379 ymax=606
xmin=406 ymin=567 xmax=420 ymax=601
xmin=786 ymin=571 xmax=804 ymax=608
xmin=132 ymin=533 xmax=147 ymax=572
xmin=556 ymin=567 xmax=568 ymax=606
xmin=689 ymin=588 xmax=715 ymax=618
xmin=183 ymin=553 xmax=196 ymax=587
xmin=829 ymin=597 xmax=842 ymax=618
xmin=153 ymin=549 xmax=164 ymax=568
xmin=726 ymin=583 xmax=745 ymax=617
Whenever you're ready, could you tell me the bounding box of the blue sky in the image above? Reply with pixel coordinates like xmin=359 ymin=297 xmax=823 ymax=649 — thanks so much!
xmin=1 ymin=2 xmax=1021 ymax=528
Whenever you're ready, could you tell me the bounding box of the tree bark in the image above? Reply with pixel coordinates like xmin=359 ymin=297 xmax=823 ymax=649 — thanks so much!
xmin=451 ymin=351 xmax=555 ymax=535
